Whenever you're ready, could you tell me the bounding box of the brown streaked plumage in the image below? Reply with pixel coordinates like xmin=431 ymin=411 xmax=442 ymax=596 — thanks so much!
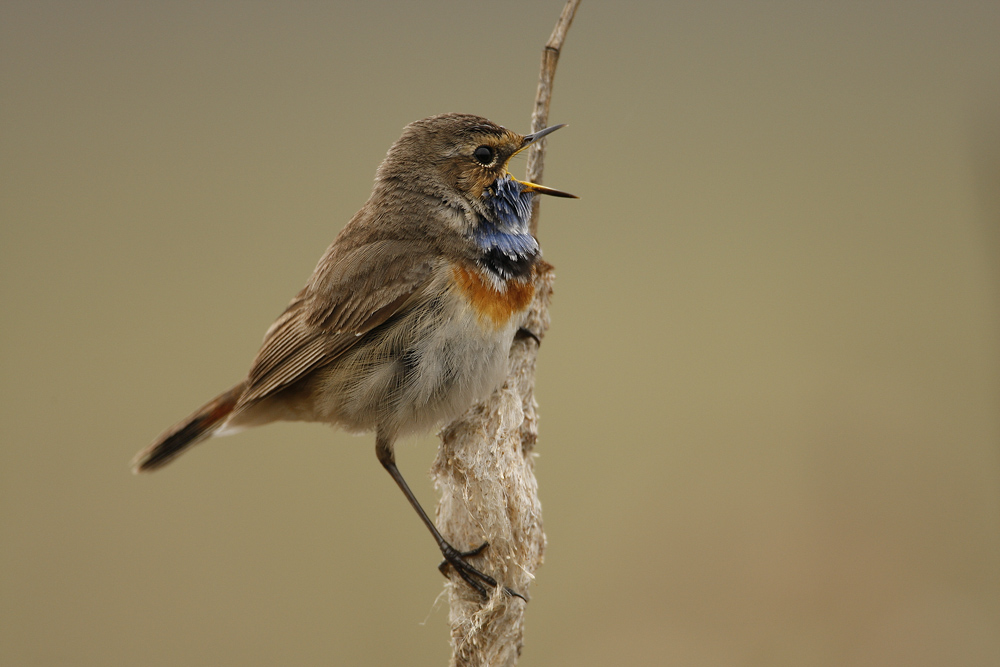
xmin=132 ymin=113 xmax=574 ymax=598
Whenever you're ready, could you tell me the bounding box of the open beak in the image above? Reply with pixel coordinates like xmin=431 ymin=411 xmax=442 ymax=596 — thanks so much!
xmin=512 ymin=123 xmax=578 ymax=198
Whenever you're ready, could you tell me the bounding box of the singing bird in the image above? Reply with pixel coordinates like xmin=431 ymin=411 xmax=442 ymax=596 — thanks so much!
xmin=132 ymin=113 xmax=574 ymax=597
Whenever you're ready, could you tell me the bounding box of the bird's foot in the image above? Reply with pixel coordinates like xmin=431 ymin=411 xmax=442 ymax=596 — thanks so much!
xmin=437 ymin=541 xmax=526 ymax=601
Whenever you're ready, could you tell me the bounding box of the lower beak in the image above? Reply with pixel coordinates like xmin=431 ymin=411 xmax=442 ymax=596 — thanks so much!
xmin=512 ymin=124 xmax=577 ymax=198
xmin=517 ymin=179 xmax=578 ymax=198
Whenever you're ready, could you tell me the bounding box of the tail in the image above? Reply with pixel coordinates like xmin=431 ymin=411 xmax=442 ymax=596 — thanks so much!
xmin=131 ymin=381 xmax=247 ymax=473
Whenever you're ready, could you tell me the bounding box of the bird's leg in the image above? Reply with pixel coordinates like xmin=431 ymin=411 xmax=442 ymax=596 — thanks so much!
xmin=375 ymin=433 xmax=525 ymax=601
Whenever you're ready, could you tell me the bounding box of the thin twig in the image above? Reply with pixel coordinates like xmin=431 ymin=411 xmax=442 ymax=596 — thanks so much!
xmin=528 ymin=0 xmax=580 ymax=235
xmin=431 ymin=1 xmax=580 ymax=666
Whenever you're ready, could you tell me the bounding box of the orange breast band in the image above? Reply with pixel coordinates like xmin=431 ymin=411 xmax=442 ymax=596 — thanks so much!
xmin=452 ymin=265 xmax=535 ymax=328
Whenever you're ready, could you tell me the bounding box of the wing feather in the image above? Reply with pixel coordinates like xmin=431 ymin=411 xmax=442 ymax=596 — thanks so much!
xmin=235 ymin=238 xmax=437 ymax=409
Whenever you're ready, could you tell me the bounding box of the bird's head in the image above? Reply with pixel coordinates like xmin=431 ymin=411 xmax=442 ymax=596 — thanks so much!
xmin=376 ymin=113 xmax=576 ymax=214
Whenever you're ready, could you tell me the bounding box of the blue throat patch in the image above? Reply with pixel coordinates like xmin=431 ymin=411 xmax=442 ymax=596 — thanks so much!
xmin=474 ymin=176 xmax=539 ymax=281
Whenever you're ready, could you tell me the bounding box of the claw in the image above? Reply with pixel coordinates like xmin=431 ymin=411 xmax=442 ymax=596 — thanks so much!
xmin=515 ymin=327 xmax=541 ymax=346
xmin=437 ymin=541 xmax=526 ymax=601
xmin=503 ymin=586 xmax=528 ymax=602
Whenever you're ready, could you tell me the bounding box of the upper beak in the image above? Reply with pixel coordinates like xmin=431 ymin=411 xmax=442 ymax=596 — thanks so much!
xmin=514 ymin=123 xmax=578 ymax=198
xmin=522 ymin=123 xmax=567 ymax=145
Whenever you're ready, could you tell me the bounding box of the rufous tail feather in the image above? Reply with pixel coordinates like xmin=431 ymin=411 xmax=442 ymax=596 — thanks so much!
xmin=131 ymin=381 xmax=246 ymax=473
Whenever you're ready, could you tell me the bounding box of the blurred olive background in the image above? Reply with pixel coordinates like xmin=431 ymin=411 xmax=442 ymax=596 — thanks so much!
xmin=3 ymin=1 xmax=999 ymax=665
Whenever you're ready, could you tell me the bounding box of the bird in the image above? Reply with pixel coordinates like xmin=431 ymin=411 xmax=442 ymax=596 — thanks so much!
xmin=131 ymin=113 xmax=575 ymax=598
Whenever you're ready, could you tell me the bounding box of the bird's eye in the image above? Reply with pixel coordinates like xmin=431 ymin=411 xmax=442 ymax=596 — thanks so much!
xmin=473 ymin=145 xmax=495 ymax=165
